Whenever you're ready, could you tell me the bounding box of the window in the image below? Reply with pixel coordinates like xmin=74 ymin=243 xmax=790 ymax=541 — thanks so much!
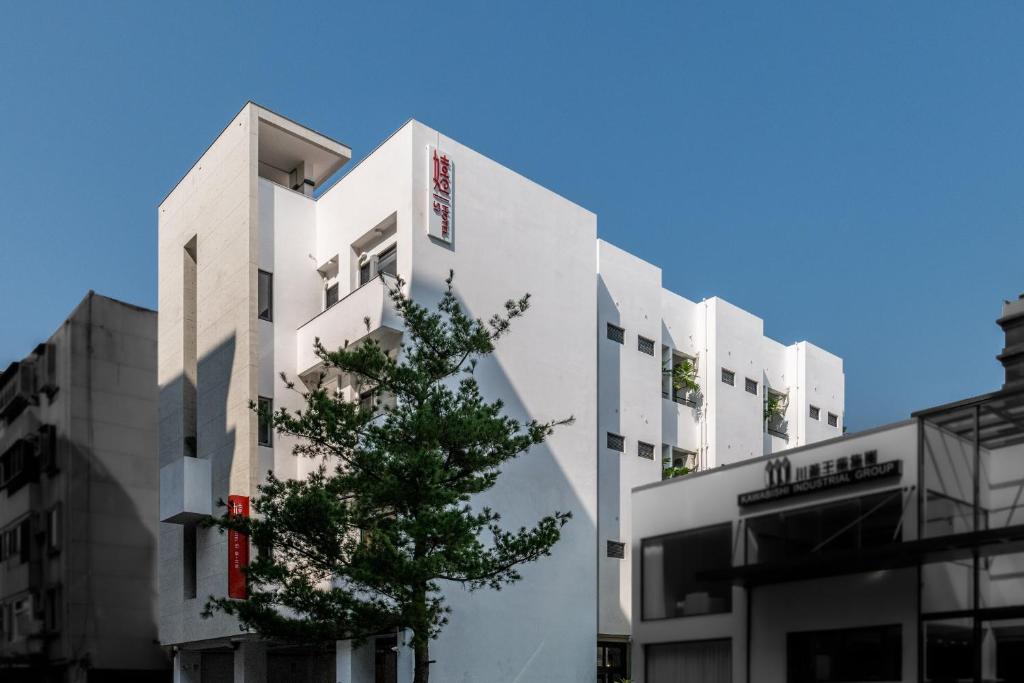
xmin=359 ymin=259 xmax=372 ymax=286
xmin=46 ymin=504 xmax=61 ymax=554
xmin=44 ymin=586 xmax=61 ymax=632
xmin=359 ymin=390 xmax=375 ymax=414
xmin=597 ymin=642 xmax=628 ymax=683
xmin=257 ymin=270 xmax=273 ymax=322
xmin=663 ymin=447 xmax=696 ymax=479
xmin=377 ymin=244 xmax=397 ymax=278
xmin=607 ymin=433 xmax=625 ymax=452
xmin=788 ymin=625 xmax=901 ymax=682
xmin=745 ymin=490 xmax=903 ymax=564
xmin=257 ymin=397 xmax=273 ymax=447
xmin=638 ymin=336 xmax=655 ymax=356
xmin=642 ymin=523 xmax=732 ymax=619
xmin=828 ymin=412 xmax=839 ymax=428
xmin=325 ymin=283 xmax=339 ymax=310
xmin=607 ymin=324 xmax=624 ymax=344
xmin=607 ymin=540 xmax=626 ymax=559
xmin=12 ymin=597 xmax=30 ymax=641
xmin=745 ymin=378 xmax=758 ymax=395
xmin=809 ymin=405 xmax=820 ymax=420
xmin=183 ymin=525 xmax=197 ymax=600
xmin=721 ymin=368 xmax=735 ymax=386
xmin=765 ymin=389 xmax=789 ymax=438
xmin=638 ymin=441 xmax=655 ymax=460
xmin=17 ymin=520 xmax=29 ymax=564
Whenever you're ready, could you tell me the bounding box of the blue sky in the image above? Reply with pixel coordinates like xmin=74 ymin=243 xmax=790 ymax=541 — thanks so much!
xmin=1 ymin=2 xmax=1021 ymax=430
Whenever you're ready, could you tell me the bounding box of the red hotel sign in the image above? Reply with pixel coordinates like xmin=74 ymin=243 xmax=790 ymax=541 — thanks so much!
xmin=427 ymin=145 xmax=453 ymax=243
xmin=227 ymin=495 xmax=250 ymax=599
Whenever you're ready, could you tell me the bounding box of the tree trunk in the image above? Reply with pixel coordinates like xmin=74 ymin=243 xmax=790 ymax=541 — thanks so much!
xmin=412 ymin=639 xmax=430 ymax=683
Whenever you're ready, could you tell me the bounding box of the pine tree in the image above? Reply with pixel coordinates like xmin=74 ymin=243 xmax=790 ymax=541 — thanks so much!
xmin=204 ymin=272 xmax=573 ymax=683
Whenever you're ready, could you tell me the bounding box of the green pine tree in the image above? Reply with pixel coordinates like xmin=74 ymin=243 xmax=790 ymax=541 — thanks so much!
xmin=203 ymin=272 xmax=573 ymax=683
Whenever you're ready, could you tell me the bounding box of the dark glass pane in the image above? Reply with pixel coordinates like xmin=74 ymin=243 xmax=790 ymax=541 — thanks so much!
xmin=325 ymin=283 xmax=339 ymax=309
xmin=377 ymin=245 xmax=397 ymax=277
xmin=641 ymin=524 xmax=732 ymax=620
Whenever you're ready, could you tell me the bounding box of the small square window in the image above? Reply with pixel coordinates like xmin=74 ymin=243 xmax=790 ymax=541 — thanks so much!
xmin=638 ymin=441 xmax=655 ymax=460
xmin=325 ymin=283 xmax=339 ymax=310
xmin=607 ymin=540 xmax=625 ymax=559
xmin=810 ymin=405 xmax=820 ymax=420
xmin=607 ymin=324 xmax=624 ymax=344
xmin=745 ymin=378 xmax=758 ymax=395
xmin=257 ymin=396 xmax=273 ymax=447
xmin=828 ymin=412 xmax=839 ymax=428
xmin=258 ymin=270 xmax=273 ymax=322
xmin=638 ymin=336 xmax=655 ymax=356
xmin=721 ymin=369 xmax=735 ymax=386
xmin=607 ymin=433 xmax=625 ymax=452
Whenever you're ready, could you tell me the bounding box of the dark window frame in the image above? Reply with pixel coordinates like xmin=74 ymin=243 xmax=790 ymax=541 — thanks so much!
xmin=638 ymin=336 xmax=655 ymax=356
xmin=640 ymin=522 xmax=733 ymax=621
xmin=607 ymin=432 xmax=625 ymax=452
xmin=258 ymin=270 xmax=273 ymax=322
xmin=787 ymin=623 xmax=901 ymax=683
xmin=257 ymin=396 xmax=273 ymax=447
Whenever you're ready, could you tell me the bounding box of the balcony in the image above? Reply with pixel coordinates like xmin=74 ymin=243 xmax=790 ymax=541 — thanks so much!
xmin=159 ymin=456 xmax=211 ymax=524
xmin=0 ymin=362 xmax=35 ymax=422
xmin=295 ymin=274 xmax=403 ymax=377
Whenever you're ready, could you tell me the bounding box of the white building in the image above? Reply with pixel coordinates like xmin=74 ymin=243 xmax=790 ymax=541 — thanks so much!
xmin=0 ymin=292 xmax=166 ymax=682
xmin=157 ymin=102 xmax=844 ymax=682
xmin=630 ymin=295 xmax=1024 ymax=683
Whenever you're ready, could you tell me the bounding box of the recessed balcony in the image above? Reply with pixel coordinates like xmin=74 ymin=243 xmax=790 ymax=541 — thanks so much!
xmin=295 ymin=274 xmax=403 ymax=378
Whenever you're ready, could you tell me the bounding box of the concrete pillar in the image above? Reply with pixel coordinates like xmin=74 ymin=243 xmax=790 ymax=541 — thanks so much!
xmin=233 ymin=641 xmax=267 ymax=683
xmin=174 ymin=649 xmax=202 ymax=683
xmin=336 ymin=640 xmax=354 ymax=683
xmin=396 ymin=631 xmax=414 ymax=683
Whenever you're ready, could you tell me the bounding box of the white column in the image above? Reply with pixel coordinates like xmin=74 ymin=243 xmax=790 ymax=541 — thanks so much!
xmin=336 ymin=639 xmax=354 ymax=683
xmin=396 ymin=631 xmax=415 ymax=683
xmin=174 ymin=649 xmax=202 ymax=683
xmin=233 ymin=641 xmax=267 ymax=683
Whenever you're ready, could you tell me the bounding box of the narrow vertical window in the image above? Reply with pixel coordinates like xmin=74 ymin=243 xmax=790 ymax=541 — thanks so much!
xmin=377 ymin=244 xmax=397 ymax=278
xmin=183 ymin=236 xmax=198 ymax=457
xmin=183 ymin=525 xmax=197 ymax=600
xmin=258 ymin=397 xmax=273 ymax=447
xmin=258 ymin=270 xmax=273 ymax=322
xmin=325 ymin=283 xmax=339 ymax=310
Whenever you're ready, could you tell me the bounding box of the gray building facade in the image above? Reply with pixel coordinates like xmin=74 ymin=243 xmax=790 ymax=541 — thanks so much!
xmin=0 ymin=292 xmax=169 ymax=682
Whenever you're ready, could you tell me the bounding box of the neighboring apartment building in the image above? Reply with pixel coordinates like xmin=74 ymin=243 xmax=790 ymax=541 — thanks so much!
xmin=630 ymin=294 xmax=1024 ymax=683
xmin=0 ymin=292 xmax=167 ymax=682
xmin=157 ymin=102 xmax=843 ymax=683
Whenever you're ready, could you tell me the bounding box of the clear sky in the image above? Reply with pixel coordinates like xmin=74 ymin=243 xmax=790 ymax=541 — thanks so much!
xmin=1 ymin=2 xmax=1021 ymax=431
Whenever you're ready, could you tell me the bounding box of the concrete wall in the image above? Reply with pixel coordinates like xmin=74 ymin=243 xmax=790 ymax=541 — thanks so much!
xmin=158 ymin=103 xmax=258 ymax=645
xmin=0 ymin=293 xmax=166 ymax=679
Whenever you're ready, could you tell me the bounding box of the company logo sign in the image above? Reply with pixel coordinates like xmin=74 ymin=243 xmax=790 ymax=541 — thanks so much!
xmin=739 ymin=450 xmax=900 ymax=507
xmin=227 ymin=494 xmax=250 ymax=599
xmin=427 ymin=145 xmax=453 ymax=243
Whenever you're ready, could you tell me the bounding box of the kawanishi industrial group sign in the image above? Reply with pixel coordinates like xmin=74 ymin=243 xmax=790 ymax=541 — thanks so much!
xmin=427 ymin=145 xmax=453 ymax=243
xmin=738 ymin=450 xmax=902 ymax=507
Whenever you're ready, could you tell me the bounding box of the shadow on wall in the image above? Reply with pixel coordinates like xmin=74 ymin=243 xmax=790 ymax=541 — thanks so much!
xmin=404 ymin=276 xmax=596 ymax=682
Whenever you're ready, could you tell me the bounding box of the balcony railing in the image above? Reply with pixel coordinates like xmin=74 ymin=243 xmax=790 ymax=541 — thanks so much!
xmin=295 ymin=273 xmax=403 ymax=377
xmin=0 ymin=362 xmax=35 ymax=421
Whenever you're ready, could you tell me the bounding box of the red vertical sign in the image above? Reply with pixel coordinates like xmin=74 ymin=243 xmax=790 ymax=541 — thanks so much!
xmin=227 ymin=495 xmax=250 ymax=599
